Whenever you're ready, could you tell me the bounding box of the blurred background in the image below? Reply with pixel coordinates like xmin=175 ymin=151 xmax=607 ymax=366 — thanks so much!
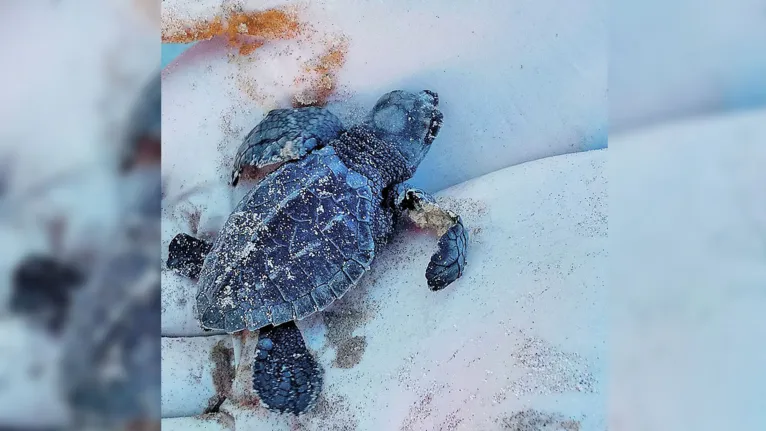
xmin=0 ymin=0 xmax=763 ymax=429
xmin=0 ymin=1 xmax=159 ymax=429
xmin=610 ymin=0 xmax=766 ymax=429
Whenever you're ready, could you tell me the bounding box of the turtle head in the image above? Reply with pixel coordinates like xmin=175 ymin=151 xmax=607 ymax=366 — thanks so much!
xmin=366 ymin=90 xmax=443 ymax=173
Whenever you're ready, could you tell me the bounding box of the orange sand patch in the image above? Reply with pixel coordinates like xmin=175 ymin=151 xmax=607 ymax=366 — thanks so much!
xmin=235 ymin=39 xmax=265 ymax=56
xmin=164 ymin=6 xmax=350 ymax=110
xmin=227 ymin=9 xmax=300 ymax=40
xmin=235 ymin=35 xmax=349 ymax=108
xmin=162 ymin=9 xmax=301 ymax=55
xmin=292 ymin=38 xmax=349 ymax=107
xmin=163 ymin=16 xmax=226 ymax=44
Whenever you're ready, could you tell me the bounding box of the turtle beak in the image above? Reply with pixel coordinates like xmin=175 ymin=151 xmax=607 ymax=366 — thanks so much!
xmin=423 ymin=90 xmax=442 ymax=145
xmin=426 ymin=110 xmax=443 ymax=145
xmin=422 ymin=90 xmax=439 ymax=107
xmin=420 ymin=90 xmax=444 ymax=145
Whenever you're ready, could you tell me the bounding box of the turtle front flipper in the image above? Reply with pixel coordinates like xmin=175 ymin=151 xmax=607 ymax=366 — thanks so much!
xmin=252 ymin=321 xmax=323 ymax=415
xmin=393 ymin=184 xmax=469 ymax=290
xmin=166 ymin=233 xmax=212 ymax=278
xmin=231 ymin=107 xmax=344 ymax=186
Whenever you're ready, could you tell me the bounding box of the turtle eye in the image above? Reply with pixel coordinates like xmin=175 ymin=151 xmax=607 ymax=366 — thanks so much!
xmin=373 ymin=105 xmax=407 ymax=134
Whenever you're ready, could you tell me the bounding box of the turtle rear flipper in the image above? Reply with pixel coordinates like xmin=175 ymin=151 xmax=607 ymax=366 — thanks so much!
xmin=231 ymin=107 xmax=344 ymax=186
xmin=252 ymin=321 xmax=323 ymax=415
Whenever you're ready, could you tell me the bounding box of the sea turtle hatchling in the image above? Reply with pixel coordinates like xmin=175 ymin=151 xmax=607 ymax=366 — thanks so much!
xmin=166 ymin=90 xmax=469 ymax=415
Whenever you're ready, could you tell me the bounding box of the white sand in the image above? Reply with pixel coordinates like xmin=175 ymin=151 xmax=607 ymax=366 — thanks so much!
xmin=161 ymin=148 xmax=608 ymax=429
xmin=610 ymin=108 xmax=766 ymax=430
xmin=159 ymin=0 xmax=607 ymax=428
xmin=160 ymin=0 xmax=607 ymax=193
xmin=0 ymin=1 xmax=157 ymax=426
xmin=0 ymin=318 xmax=70 ymax=427
xmin=162 ymin=335 xmax=234 ymax=417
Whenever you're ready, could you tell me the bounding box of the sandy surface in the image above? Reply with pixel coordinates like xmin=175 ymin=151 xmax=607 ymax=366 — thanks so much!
xmin=609 ymin=108 xmax=766 ymax=431
xmin=160 ymin=0 xmax=606 ymax=193
xmin=161 ymin=148 xmax=607 ymax=429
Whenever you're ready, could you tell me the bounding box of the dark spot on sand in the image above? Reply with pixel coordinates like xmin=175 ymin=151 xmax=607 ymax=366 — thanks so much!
xmin=438 ymin=409 xmax=464 ymax=431
xmin=323 ymin=308 xmax=371 ymax=368
xmin=195 ymin=411 xmax=236 ymax=429
xmin=299 ymin=392 xmax=358 ymax=430
xmin=400 ymin=391 xmax=435 ymax=431
xmin=237 ymin=163 xmax=282 ymax=185
xmin=334 ymin=336 xmax=368 ymax=369
xmin=499 ymin=409 xmax=581 ymax=431
xmin=206 ymin=340 xmax=234 ymax=413
xmin=181 ymin=207 xmax=202 ymax=235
